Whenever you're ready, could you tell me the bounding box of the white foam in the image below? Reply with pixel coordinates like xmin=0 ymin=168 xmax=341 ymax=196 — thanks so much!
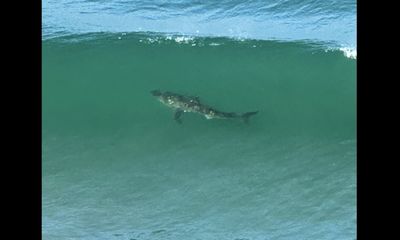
xmin=147 ymin=37 xmax=156 ymax=43
xmin=339 ymin=47 xmax=357 ymax=59
xmin=174 ymin=36 xmax=194 ymax=44
xmin=209 ymin=43 xmax=221 ymax=46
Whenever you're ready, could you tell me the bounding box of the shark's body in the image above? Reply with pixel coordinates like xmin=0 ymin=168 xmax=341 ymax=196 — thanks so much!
xmin=151 ymin=90 xmax=258 ymax=123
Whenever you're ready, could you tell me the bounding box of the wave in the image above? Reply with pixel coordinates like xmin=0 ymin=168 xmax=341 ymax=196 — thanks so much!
xmin=43 ymin=31 xmax=357 ymax=59
xmin=42 ymin=6 xmax=356 ymax=237
xmin=42 ymin=0 xmax=356 ymax=51
xmin=43 ymin=30 xmax=356 ymax=140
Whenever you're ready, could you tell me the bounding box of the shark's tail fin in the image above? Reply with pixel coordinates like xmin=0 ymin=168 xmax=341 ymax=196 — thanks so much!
xmin=241 ymin=111 xmax=258 ymax=124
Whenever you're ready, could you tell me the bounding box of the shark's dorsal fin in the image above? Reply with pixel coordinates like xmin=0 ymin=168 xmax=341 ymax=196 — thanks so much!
xmin=188 ymin=96 xmax=200 ymax=103
xmin=186 ymin=95 xmax=200 ymax=102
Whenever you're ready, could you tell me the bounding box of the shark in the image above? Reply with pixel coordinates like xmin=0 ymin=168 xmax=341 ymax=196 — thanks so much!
xmin=151 ymin=90 xmax=258 ymax=124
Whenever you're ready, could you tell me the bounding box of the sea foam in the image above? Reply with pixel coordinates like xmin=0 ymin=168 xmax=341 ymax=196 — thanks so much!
xmin=339 ymin=47 xmax=357 ymax=59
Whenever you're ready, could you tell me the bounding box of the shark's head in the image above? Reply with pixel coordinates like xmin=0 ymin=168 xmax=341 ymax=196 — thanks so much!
xmin=151 ymin=90 xmax=170 ymax=105
xmin=151 ymin=90 xmax=184 ymax=109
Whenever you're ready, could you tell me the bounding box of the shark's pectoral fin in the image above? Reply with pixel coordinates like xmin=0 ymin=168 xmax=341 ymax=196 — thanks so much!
xmin=174 ymin=109 xmax=184 ymax=124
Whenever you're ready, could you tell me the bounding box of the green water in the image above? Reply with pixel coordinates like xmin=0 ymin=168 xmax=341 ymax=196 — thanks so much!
xmin=42 ymin=33 xmax=356 ymax=239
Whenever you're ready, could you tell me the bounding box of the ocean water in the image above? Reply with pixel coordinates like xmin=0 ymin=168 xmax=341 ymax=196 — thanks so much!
xmin=42 ymin=1 xmax=356 ymax=240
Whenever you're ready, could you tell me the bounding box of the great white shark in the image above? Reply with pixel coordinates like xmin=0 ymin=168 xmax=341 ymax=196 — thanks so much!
xmin=151 ymin=90 xmax=258 ymax=123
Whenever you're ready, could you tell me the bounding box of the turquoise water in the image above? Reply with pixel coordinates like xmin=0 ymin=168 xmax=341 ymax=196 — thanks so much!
xmin=43 ymin=1 xmax=356 ymax=239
